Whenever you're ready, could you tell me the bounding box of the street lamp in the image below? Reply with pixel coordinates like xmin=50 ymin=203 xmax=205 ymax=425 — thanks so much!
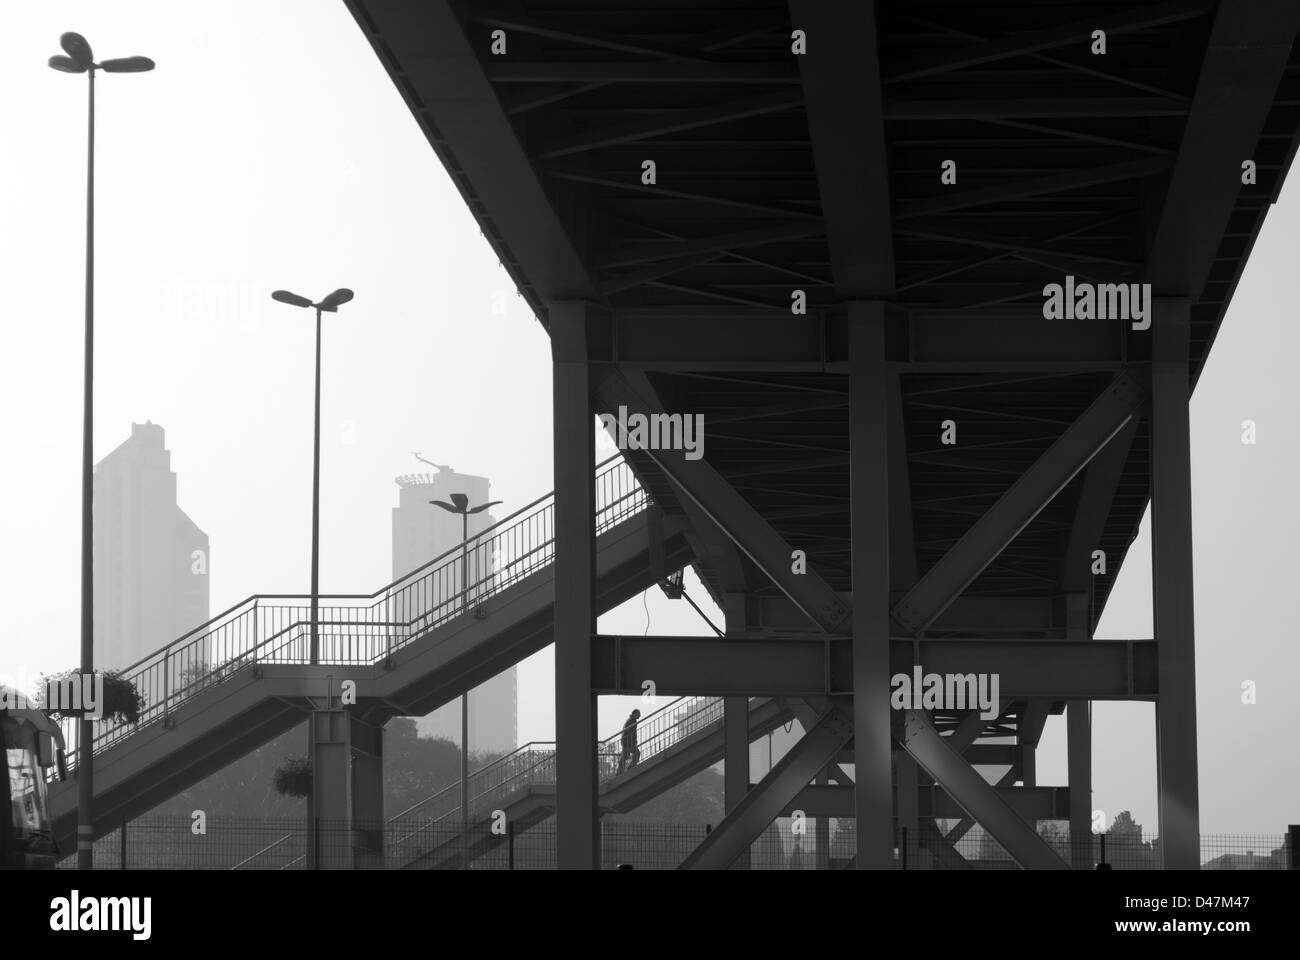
xmin=429 ymin=492 xmax=500 ymax=854
xmin=271 ymin=287 xmax=354 ymax=664
xmin=49 ymin=31 xmax=155 ymax=872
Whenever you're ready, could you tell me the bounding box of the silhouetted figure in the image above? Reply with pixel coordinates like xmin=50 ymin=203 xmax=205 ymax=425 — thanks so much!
xmin=617 ymin=709 xmax=641 ymax=773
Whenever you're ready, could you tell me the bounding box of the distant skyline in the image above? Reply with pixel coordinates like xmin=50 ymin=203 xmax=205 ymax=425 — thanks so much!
xmin=1 ymin=1 xmax=1297 ymax=838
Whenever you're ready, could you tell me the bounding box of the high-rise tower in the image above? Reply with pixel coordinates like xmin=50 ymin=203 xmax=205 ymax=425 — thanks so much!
xmin=392 ymin=458 xmax=518 ymax=755
xmin=93 ymin=422 xmax=210 ymax=673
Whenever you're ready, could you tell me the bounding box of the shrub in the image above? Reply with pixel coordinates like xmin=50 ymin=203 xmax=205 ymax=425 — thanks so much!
xmin=39 ymin=669 xmax=146 ymax=724
xmin=273 ymin=756 xmax=313 ymax=798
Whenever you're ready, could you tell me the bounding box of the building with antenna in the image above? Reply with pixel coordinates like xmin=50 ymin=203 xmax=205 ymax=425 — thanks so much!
xmin=392 ymin=457 xmax=517 ymax=756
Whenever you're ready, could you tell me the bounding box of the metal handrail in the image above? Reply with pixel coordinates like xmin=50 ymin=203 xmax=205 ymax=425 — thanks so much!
xmin=57 ymin=455 xmax=648 ymax=773
xmin=230 ymin=831 xmax=299 ymax=871
xmin=235 ymin=696 xmax=734 ymax=868
xmin=387 ymin=695 xmax=730 ymax=863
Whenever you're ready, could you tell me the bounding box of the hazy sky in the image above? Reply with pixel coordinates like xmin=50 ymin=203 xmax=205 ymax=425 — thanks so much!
xmin=1 ymin=1 xmax=1295 ymax=840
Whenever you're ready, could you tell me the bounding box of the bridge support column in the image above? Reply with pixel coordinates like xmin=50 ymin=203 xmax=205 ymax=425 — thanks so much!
xmin=724 ymin=698 xmax=751 ymax=869
xmin=1067 ymin=702 xmax=1092 ymax=868
xmin=551 ymin=301 xmax=600 ymax=869
xmin=723 ymin=592 xmax=751 ymax=868
xmin=848 ymin=301 xmax=894 ymax=869
xmin=1066 ymin=592 xmax=1092 ymax=868
xmin=895 ymin=751 xmax=919 ymax=865
xmin=1151 ymin=299 xmax=1200 ymax=869
xmin=307 ymin=709 xmax=384 ymax=870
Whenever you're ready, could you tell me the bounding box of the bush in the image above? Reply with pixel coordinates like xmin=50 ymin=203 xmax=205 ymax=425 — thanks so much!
xmin=39 ymin=669 xmax=146 ymax=724
xmin=273 ymin=756 xmax=313 ymax=798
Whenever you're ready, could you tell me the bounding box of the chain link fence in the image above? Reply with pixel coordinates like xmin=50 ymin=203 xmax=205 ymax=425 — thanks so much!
xmin=55 ymin=816 xmax=1294 ymax=870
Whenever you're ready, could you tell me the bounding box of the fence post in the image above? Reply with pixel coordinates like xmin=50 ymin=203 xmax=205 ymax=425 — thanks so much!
xmin=120 ymin=816 xmax=126 ymax=870
xmin=901 ymin=826 xmax=907 ymax=871
xmin=1289 ymin=825 xmax=1300 ymax=869
xmin=1095 ymin=831 xmax=1111 ymax=870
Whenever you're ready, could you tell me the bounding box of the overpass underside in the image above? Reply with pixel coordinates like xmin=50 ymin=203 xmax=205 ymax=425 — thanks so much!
xmin=344 ymin=0 xmax=1300 ymax=868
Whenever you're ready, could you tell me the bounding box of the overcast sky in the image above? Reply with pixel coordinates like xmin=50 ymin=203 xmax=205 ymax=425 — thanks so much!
xmin=1 ymin=1 xmax=1295 ymax=841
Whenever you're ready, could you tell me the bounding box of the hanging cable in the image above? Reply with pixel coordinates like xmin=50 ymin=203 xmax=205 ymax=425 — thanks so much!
xmin=678 ymin=583 xmax=724 ymax=637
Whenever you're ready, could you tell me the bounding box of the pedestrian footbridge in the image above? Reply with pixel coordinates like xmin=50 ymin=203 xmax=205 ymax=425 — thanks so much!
xmin=48 ymin=457 xmax=697 ymax=855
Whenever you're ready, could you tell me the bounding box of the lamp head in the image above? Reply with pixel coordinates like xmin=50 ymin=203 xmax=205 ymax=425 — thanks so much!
xmin=317 ymin=288 xmax=354 ymax=312
xmin=101 ymin=56 xmax=155 ymax=73
xmin=60 ymin=32 xmax=93 ymax=68
xmin=48 ymin=55 xmax=88 ymax=74
xmin=271 ymin=290 xmax=313 ymax=309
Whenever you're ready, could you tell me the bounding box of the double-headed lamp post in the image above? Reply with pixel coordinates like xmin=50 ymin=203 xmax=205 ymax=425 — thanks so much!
xmin=429 ymin=493 xmax=500 ymax=847
xmin=49 ymin=31 xmax=155 ymax=872
xmin=271 ymin=288 xmax=354 ymax=664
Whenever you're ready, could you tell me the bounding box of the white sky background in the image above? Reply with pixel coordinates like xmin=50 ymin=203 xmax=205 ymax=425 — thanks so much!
xmin=1 ymin=1 xmax=1295 ymax=838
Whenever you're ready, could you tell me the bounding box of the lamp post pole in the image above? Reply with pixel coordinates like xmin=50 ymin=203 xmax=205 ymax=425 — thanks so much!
xmin=459 ymin=511 xmax=480 ymax=850
xmin=428 ymin=491 xmax=500 ymax=860
xmin=310 ymin=304 xmax=322 ymax=663
xmin=269 ymin=288 xmax=354 ymax=664
xmin=77 ymin=54 xmax=95 ymax=875
xmin=50 ymin=32 xmax=156 ymax=871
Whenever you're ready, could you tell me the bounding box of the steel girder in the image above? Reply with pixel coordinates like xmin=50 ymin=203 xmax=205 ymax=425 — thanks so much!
xmin=593 ymin=308 xmax=1126 ymax=371
xmin=600 ymin=368 xmax=850 ymax=632
xmin=899 ymin=711 xmax=1069 ymax=870
xmin=591 ymin=634 xmax=1157 ymax=699
xmin=679 ymin=705 xmax=855 ymax=870
xmin=779 ymin=783 xmax=1070 ymax=821
xmin=893 ymin=369 xmax=1150 ymax=634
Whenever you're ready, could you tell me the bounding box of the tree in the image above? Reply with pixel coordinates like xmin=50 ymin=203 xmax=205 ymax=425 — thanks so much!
xmin=149 ymin=716 xmax=476 ymax=820
xmin=1102 ymin=810 xmax=1157 ymax=869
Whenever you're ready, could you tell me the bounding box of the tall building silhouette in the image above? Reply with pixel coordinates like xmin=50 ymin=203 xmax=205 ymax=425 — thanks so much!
xmin=392 ymin=460 xmax=517 ymax=755
xmin=93 ymin=422 xmax=210 ymax=672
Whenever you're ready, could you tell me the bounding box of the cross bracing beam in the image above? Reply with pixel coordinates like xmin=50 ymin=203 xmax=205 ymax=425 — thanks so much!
xmin=598 ymin=221 xmax=825 ymax=269
xmin=885 ymin=2 xmax=1214 ymax=84
xmin=896 ymin=222 xmax=1139 ymax=268
xmin=466 ymin=8 xmax=713 ymax=62
xmin=943 ymin=766 xmax=1022 ymax=850
xmin=599 ymin=369 xmax=851 ymax=632
xmin=899 ymin=711 xmax=1070 ymax=870
xmin=679 ymin=705 xmax=855 ymax=870
xmin=892 ymin=370 xmax=1149 ymax=635
xmin=897 ymin=158 xmax=1170 ymax=220
xmin=486 ymin=63 xmax=800 ymax=84
xmin=597 ymin=253 xmax=726 ymax=297
xmin=1061 ymin=420 xmax=1138 ymax=594
xmin=536 ymin=91 xmax=804 ymax=158
xmin=590 ymin=635 xmax=1157 ymax=700
xmin=545 ymin=170 xmax=822 ymax=221
xmin=1018 ymin=700 xmax=1054 ymax=750
xmin=917 ymin=819 xmax=973 ymax=870
xmin=787 ymin=698 xmax=854 ymax=787
xmin=886 ymin=98 xmax=1189 ymax=120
